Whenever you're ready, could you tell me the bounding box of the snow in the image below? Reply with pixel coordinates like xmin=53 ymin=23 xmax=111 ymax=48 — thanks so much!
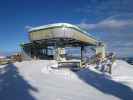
xmin=28 ymin=23 xmax=83 ymax=33
xmin=112 ymin=60 xmax=133 ymax=77
xmin=111 ymin=60 xmax=133 ymax=88
xmin=0 ymin=60 xmax=133 ymax=100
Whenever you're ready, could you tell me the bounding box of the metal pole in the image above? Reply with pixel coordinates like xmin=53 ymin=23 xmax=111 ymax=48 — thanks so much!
xmin=81 ymin=46 xmax=84 ymax=67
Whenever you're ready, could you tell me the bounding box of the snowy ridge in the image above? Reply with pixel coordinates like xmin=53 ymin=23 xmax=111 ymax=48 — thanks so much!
xmin=112 ymin=60 xmax=133 ymax=76
xmin=111 ymin=60 xmax=133 ymax=85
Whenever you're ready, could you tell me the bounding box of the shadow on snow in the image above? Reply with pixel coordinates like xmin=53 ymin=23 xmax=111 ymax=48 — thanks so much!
xmin=0 ymin=63 xmax=38 ymax=100
xmin=72 ymin=68 xmax=133 ymax=100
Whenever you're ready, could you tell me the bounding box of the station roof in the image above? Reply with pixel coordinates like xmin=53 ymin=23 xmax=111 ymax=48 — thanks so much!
xmin=26 ymin=23 xmax=99 ymax=47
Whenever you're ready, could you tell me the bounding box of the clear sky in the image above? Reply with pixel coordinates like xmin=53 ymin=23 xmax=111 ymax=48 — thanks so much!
xmin=0 ymin=0 xmax=133 ymax=57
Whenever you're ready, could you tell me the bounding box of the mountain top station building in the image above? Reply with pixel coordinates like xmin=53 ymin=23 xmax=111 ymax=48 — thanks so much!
xmin=21 ymin=23 xmax=105 ymax=67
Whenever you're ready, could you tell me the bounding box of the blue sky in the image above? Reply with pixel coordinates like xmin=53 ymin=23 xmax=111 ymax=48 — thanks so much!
xmin=0 ymin=0 xmax=133 ymax=57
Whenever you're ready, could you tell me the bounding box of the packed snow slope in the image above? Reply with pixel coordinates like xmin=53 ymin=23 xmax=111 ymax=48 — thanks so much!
xmin=0 ymin=60 xmax=133 ymax=100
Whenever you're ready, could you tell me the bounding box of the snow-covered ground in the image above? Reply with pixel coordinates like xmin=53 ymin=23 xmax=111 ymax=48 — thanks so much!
xmin=0 ymin=60 xmax=133 ymax=100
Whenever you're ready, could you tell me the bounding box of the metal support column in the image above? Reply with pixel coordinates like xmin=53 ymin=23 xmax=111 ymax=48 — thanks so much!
xmin=81 ymin=46 xmax=84 ymax=67
xmin=45 ymin=47 xmax=48 ymax=56
xmin=96 ymin=42 xmax=105 ymax=58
